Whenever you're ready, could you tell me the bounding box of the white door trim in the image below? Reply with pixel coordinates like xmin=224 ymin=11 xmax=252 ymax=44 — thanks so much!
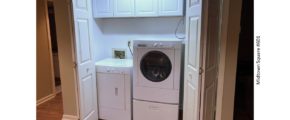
xmin=215 ymin=0 xmax=242 ymax=119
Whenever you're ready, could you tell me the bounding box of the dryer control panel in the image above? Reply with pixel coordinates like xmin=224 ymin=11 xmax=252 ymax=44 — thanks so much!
xmin=134 ymin=40 xmax=181 ymax=49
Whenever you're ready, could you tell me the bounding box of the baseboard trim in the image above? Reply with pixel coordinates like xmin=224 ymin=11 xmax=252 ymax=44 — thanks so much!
xmin=37 ymin=93 xmax=56 ymax=106
xmin=62 ymin=114 xmax=78 ymax=120
xmin=55 ymin=85 xmax=62 ymax=94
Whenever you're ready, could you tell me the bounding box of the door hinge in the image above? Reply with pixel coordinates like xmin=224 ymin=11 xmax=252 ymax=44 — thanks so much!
xmin=199 ymin=67 xmax=203 ymax=75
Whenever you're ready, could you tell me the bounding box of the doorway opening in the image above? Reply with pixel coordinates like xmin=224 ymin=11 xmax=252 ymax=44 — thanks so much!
xmin=36 ymin=1 xmax=64 ymax=120
xmin=233 ymin=0 xmax=253 ymax=119
xmin=47 ymin=1 xmax=61 ymax=93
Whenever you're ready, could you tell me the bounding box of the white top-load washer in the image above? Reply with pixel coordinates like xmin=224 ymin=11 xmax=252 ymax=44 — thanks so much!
xmin=95 ymin=58 xmax=132 ymax=120
xmin=133 ymin=40 xmax=182 ymax=104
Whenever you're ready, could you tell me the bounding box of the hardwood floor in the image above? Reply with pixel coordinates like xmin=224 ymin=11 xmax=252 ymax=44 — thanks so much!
xmin=37 ymin=93 xmax=63 ymax=120
xmin=36 ymin=92 xmax=183 ymax=120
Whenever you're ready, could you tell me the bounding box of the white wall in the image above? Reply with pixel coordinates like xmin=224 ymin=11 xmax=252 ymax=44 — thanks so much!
xmin=92 ymin=19 xmax=107 ymax=62
xmin=93 ymin=17 xmax=185 ymax=60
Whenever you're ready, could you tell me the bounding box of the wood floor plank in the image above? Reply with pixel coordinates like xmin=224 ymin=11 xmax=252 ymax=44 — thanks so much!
xmin=37 ymin=93 xmax=63 ymax=120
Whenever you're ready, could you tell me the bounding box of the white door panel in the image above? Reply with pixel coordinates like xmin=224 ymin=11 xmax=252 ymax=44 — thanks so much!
xmin=187 ymin=17 xmax=200 ymax=70
xmin=76 ymin=20 xmax=91 ymax=63
xmin=185 ymin=83 xmax=198 ymax=120
xmin=80 ymin=75 xmax=94 ymax=116
xmin=72 ymin=0 xmax=98 ymax=119
xmin=183 ymin=0 xmax=202 ymax=119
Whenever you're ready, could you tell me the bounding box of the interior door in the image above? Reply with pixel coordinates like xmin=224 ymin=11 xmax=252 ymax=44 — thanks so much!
xmin=183 ymin=0 xmax=219 ymax=119
xmin=199 ymin=0 xmax=220 ymax=119
xmin=71 ymin=0 xmax=98 ymax=120
xmin=183 ymin=0 xmax=203 ymax=119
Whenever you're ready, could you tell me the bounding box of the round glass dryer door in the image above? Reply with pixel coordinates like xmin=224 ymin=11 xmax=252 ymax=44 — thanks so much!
xmin=140 ymin=51 xmax=172 ymax=82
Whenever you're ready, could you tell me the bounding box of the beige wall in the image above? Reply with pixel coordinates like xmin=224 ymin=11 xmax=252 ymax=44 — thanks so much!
xmin=54 ymin=0 xmax=79 ymax=117
xmin=37 ymin=0 xmax=54 ymax=100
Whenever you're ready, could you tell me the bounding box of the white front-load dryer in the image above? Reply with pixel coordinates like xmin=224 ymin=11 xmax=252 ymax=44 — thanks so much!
xmin=133 ymin=40 xmax=182 ymax=120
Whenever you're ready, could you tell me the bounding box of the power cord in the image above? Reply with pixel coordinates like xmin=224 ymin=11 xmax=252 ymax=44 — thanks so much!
xmin=128 ymin=41 xmax=133 ymax=56
xmin=175 ymin=17 xmax=185 ymax=39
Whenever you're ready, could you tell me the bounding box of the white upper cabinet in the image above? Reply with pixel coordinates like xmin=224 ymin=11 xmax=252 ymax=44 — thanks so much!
xmin=93 ymin=0 xmax=114 ymax=18
xmin=114 ymin=0 xmax=135 ymax=17
xmin=135 ymin=0 xmax=158 ymax=17
xmin=159 ymin=0 xmax=183 ymax=16
xmin=93 ymin=0 xmax=183 ymax=18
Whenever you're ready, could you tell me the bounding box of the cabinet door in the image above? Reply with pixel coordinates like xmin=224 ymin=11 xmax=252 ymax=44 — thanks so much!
xmin=135 ymin=0 xmax=158 ymax=17
xmin=114 ymin=0 xmax=135 ymax=17
xmin=93 ymin=0 xmax=114 ymax=18
xmin=159 ymin=0 xmax=183 ymax=16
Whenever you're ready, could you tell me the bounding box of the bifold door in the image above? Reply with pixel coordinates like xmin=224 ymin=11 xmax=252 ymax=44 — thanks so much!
xmin=183 ymin=0 xmax=220 ymax=120
xmin=71 ymin=0 xmax=98 ymax=119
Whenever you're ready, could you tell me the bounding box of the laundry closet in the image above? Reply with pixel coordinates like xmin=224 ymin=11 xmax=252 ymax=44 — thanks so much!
xmin=70 ymin=0 xmax=187 ymax=120
xmin=55 ymin=0 xmax=221 ymax=119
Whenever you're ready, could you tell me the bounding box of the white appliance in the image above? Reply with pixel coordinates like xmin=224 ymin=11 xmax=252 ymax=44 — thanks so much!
xmin=95 ymin=58 xmax=133 ymax=120
xmin=133 ymin=40 xmax=182 ymax=120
